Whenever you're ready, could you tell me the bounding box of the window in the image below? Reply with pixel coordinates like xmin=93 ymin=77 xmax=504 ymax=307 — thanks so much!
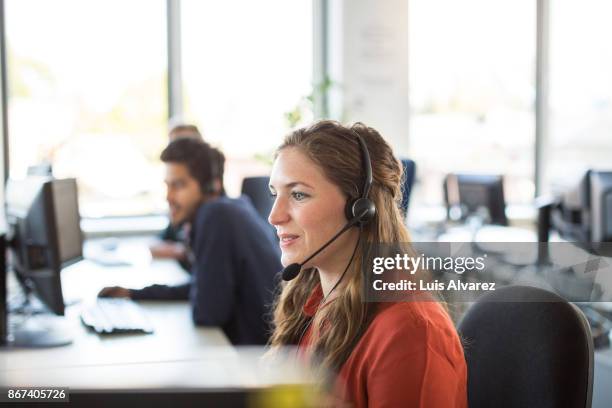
xmin=408 ymin=0 xmax=536 ymax=207
xmin=547 ymin=0 xmax=612 ymax=191
xmin=6 ymin=0 xmax=167 ymax=217
xmin=181 ymin=0 xmax=313 ymax=195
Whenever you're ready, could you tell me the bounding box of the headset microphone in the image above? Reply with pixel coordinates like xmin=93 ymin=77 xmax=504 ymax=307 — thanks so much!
xmin=281 ymin=129 xmax=376 ymax=282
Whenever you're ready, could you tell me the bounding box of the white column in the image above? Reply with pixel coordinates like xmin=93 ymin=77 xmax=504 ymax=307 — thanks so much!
xmin=167 ymin=0 xmax=183 ymax=122
xmin=327 ymin=0 xmax=410 ymax=156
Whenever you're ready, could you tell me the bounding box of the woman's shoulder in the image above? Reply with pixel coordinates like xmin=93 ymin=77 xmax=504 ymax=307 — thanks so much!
xmin=372 ymin=300 xmax=453 ymax=331
xmin=362 ymin=300 xmax=462 ymax=356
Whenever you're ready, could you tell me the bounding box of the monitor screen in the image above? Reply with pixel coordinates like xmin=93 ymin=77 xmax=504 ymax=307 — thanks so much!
xmin=445 ymin=174 xmax=508 ymax=226
xmin=51 ymin=179 xmax=82 ymax=265
xmin=589 ymin=171 xmax=612 ymax=243
xmin=5 ymin=177 xmax=82 ymax=315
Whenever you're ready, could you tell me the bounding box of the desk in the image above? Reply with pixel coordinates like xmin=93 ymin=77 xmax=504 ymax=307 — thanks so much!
xmin=0 ymin=237 xmax=233 ymax=388
xmin=0 ymin=349 xmax=315 ymax=407
xmin=0 ymin=347 xmax=312 ymax=390
xmin=0 ymin=238 xmax=314 ymax=406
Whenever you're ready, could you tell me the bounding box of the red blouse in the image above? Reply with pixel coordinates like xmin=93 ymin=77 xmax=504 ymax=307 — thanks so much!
xmin=299 ymin=284 xmax=468 ymax=408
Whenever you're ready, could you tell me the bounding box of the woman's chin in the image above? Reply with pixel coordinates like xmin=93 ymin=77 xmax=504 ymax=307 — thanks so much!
xmin=281 ymin=252 xmax=301 ymax=268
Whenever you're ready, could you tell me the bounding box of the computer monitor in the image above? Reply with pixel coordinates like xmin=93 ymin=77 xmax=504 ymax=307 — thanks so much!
xmin=590 ymin=171 xmax=612 ymax=244
xmin=5 ymin=177 xmax=82 ymax=314
xmin=27 ymin=163 xmax=53 ymax=177
xmin=3 ymin=177 xmax=82 ymax=347
xmin=539 ymin=170 xmax=612 ymax=257
xmin=0 ymin=232 xmax=6 ymax=346
xmin=444 ymin=173 xmax=508 ymax=226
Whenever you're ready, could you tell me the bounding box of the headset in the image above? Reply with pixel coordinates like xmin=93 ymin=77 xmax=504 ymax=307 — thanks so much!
xmin=344 ymin=130 xmax=376 ymax=225
xmin=205 ymin=147 xmax=223 ymax=195
xmin=281 ymin=128 xmax=376 ymax=281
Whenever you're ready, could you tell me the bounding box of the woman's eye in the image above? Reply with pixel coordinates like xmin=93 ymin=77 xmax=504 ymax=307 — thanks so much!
xmin=269 ymin=191 xmax=277 ymax=198
xmin=291 ymin=191 xmax=308 ymax=201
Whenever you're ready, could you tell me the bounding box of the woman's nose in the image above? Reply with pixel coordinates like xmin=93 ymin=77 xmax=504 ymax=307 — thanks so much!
xmin=268 ymin=196 xmax=290 ymax=226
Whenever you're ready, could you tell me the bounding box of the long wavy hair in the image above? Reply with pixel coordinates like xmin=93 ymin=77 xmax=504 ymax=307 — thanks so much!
xmin=269 ymin=120 xmax=412 ymax=374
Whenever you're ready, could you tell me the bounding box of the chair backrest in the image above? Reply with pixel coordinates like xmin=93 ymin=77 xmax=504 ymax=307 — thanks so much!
xmin=458 ymin=285 xmax=593 ymax=408
xmin=399 ymin=158 xmax=416 ymax=217
xmin=241 ymin=176 xmax=274 ymax=222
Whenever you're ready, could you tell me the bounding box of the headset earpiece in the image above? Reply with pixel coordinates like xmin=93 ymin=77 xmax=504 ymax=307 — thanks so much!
xmin=204 ymin=182 xmax=216 ymax=195
xmin=204 ymin=147 xmax=221 ymax=195
xmin=344 ymin=128 xmax=376 ymax=225
xmin=345 ymin=197 xmax=376 ymax=224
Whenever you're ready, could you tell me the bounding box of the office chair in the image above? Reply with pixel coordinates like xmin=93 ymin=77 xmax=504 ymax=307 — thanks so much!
xmin=399 ymin=158 xmax=416 ymax=217
xmin=459 ymin=285 xmax=593 ymax=408
xmin=241 ymin=176 xmax=274 ymax=222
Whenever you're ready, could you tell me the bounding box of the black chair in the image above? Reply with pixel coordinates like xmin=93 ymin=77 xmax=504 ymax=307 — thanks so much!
xmin=399 ymin=158 xmax=416 ymax=217
xmin=459 ymin=285 xmax=593 ymax=408
xmin=241 ymin=176 xmax=274 ymax=222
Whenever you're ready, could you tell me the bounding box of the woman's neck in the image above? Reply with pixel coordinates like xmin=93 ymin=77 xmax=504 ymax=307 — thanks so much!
xmin=318 ymin=269 xmax=343 ymax=300
xmin=317 ymin=231 xmax=360 ymax=298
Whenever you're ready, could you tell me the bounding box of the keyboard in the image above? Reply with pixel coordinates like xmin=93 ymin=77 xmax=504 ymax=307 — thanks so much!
xmin=80 ymin=298 xmax=154 ymax=334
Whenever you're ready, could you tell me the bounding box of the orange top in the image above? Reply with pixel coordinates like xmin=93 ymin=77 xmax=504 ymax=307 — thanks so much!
xmin=299 ymin=284 xmax=468 ymax=408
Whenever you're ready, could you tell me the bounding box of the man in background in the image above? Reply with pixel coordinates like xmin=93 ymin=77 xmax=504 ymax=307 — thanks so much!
xmin=100 ymin=138 xmax=281 ymax=345
xmin=149 ymin=124 xmax=212 ymax=270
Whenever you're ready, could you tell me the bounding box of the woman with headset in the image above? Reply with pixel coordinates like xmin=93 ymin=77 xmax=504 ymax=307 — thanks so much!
xmin=268 ymin=121 xmax=467 ymax=407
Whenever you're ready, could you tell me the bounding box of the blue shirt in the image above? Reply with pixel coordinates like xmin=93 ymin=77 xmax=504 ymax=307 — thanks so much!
xmin=131 ymin=196 xmax=281 ymax=345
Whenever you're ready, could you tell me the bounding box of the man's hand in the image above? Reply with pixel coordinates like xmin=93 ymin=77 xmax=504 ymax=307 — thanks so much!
xmin=98 ymin=286 xmax=132 ymax=298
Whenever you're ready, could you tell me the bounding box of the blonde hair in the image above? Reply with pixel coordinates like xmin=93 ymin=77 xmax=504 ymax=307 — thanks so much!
xmin=269 ymin=120 xmax=411 ymax=373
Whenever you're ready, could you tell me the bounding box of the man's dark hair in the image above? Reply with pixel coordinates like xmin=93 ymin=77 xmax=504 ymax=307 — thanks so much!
xmin=161 ymin=138 xmax=225 ymax=194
